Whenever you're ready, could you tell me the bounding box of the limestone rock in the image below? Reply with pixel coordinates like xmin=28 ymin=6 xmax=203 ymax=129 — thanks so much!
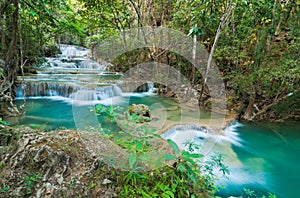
xmin=102 ymin=179 xmax=112 ymax=185
xmin=128 ymin=104 xmax=150 ymax=118
xmin=0 ymin=127 xmax=117 ymax=197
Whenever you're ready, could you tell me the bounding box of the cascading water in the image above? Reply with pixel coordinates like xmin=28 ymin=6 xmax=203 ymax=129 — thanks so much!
xmin=161 ymin=121 xmax=300 ymax=198
xmin=40 ymin=45 xmax=107 ymax=71
xmin=16 ymin=44 xmax=155 ymax=103
xmin=59 ymin=44 xmax=89 ymax=58
xmin=15 ymin=44 xmax=159 ymax=134
xmin=161 ymin=121 xmax=243 ymax=155
xmin=16 ymin=82 xmax=124 ymax=103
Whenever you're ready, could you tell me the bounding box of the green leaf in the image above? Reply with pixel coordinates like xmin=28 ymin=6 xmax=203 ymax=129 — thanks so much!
xmin=153 ymin=134 xmax=161 ymax=138
xmin=167 ymin=139 xmax=180 ymax=154
xmin=182 ymin=151 xmax=204 ymax=159
xmin=45 ymin=9 xmax=53 ymax=15
xmin=29 ymin=11 xmax=37 ymax=16
xmin=140 ymin=191 xmax=152 ymax=198
xmin=129 ymin=153 xmax=137 ymax=169
xmin=136 ymin=142 xmax=143 ymax=151
xmin=90 ymin=183 xmax=96 ymax=189
xmin=0 ymin=68 xmax=3 ymax=77
xmin=164 ymin=191 xmax=175 ymax=198
xmin=182 ymin=156 xmax=197 ymax=165
xmin=95 ymin=104 xmax=104 ymax=113
xmin=163 ymin=154 xmax=177 ymax=161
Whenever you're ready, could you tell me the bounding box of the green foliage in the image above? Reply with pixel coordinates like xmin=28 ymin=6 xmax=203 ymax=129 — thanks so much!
xmin=0 ymin=68 xmax=3 ymax=78
xmin=167 ymin=139 xmax=180 ymax=154
xmin=0 ymin=184 xmax=10 ymax=193
xmin=78 ymin=0 xmax=132 ymax=38
xmin=272 ymin=92 xmax=300 ymax=119
xmin=117 ymin=138 xmax=219 ymax=197
xmin=188 ymin=26 xmax=205 ymax=37
xmin=23 ymin=173 xmax=42 ymax=195
xmin=267 ymin=192 xmax=277 ymax=198
xmin=243 ymin=188 xmax=277 ymax=198
xmin=90 ymin=104 xmax=228 ymax=197
xmin=0 ymin=118 xmax=10 ymax=126
xmin=243 ymin=188 xmax=256 ymax=198
xmin=91 ymin=104 xmax=124 ymax=133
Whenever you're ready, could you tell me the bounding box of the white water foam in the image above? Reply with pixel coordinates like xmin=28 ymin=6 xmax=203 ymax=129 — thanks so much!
xmin=162 ymin=121 xmax=243 ymax=151
xmin=59 ymin=44 xmax=90 ymax=58
xmin=16 ymin=81 xmax=156 ymax=107
xmin=161 ymin=122 xmax=268 ymax=189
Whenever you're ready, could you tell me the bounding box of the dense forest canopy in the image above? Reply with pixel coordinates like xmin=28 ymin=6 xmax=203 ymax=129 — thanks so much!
xmin=0 ymin=0 xmax=299 ymax=120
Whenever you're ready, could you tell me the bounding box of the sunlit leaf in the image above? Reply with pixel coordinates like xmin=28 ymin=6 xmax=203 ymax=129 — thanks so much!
xmin=167 ymin=139 xmax=180 ymax=154
xmin=136 ymin=142 xmax=143 ymax=150
xmin=182 ymin=151 xmax=204 ymax=159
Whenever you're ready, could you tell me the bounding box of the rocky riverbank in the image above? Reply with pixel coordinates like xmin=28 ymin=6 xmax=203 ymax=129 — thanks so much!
xmin=0 ymin=127 xmax=119 ymax=197
xmin=158 ymin=85 xmax=299 ymax=123
xmin=0 ymin=124 xmax=216 ymax=198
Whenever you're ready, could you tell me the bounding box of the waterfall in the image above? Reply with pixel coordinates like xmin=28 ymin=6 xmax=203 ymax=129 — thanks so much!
xmin=16 ymin=44 xmax=156 ymax=104
xmin=16 ymin=82 xmax=123 ymax=102
xmin=161 ymin=125 xmax=209 ymax=151
xmin=59 ymin=44 xmax=89 ymax=58
xmin=42 ymin=55 xmax=105 ymax=71
xmin=116 ymin=81 xmax=155 ymax=94
xmin=16 ymin=82 xmax=80 ymax=98
xmin=147 ymin=82 xmax=154 ymax=93
xmin=78 ymin=60 xmax=107 ymax=70
xmin=220 ymin=120 xmax=243 ymax=146
xmin=161 ymin=121 xmax=242 ymax=152
xmin=16 ymin=82 xmax=154 ymax=101
xmin=72 ymin=90 xmax=98 ymax=101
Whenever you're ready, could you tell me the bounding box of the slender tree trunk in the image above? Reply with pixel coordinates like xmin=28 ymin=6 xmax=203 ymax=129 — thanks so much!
xmin=0 ymin=0 xmax=20 ymax=117
xmin=5 ymin=0 xmax=18 ymax=78
xmin=1 ymin=13 xmax=6 ymax=56
xmin=242 ymin=92 xmax=256 ymax=120
xmin=19 ymin=2 xmax=23 ymax=67
xmin=198 ymin=1 xmax=234 ymax=104
xmin=191 ymin=33 xmax=196 ymax=85
xmin=266 ymin=0 xmax=278 ymax=51
xmin=0 ymin=1 xmax=8 ymax=57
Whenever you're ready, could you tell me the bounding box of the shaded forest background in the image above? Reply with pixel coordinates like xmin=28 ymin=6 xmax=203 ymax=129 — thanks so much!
xmin=0 ymin=0 xmax=299 ymax=121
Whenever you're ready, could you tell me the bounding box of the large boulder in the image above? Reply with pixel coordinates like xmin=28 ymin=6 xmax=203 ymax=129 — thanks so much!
xmin=128 ymin=104 xmax=150 ymax=117
xmin=127 ymin=104 xmax=151 ymax=122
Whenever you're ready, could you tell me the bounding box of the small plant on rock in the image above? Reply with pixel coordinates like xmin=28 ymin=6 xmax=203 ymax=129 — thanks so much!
xmin=23 ymin=173 xmax=42 ymax=195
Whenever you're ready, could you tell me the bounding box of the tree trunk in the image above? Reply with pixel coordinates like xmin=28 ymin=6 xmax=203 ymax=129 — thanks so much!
xmin=0 ymin=0 xmax=20 ymax=118
xmin=242 ymin=93 xmax=256 ymax=121
xmin=198 ymin=1 xmax=234 ymax=104
xmin=191 ymin=33 xmax=196 ymax=85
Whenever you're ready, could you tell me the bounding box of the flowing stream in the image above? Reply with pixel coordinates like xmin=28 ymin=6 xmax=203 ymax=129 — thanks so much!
xmin=164 ymin=121 xmax=300 ymax=198
xmin=14 ymin=45 xmax=300 ymax=198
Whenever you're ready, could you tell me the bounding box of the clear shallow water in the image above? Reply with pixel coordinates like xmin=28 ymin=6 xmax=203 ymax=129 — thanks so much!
xmin=14 ymin=98 xmax=300 ymax=197
xmin=14 ymin=99 xmax=76 ymax=129
xmin=215 ymin=121 xmax=300 ymax=198
xmin=160 ymin=120 xmax=300 ymax=198
xmin=14 ymin=95 xmax=200 ymax=130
